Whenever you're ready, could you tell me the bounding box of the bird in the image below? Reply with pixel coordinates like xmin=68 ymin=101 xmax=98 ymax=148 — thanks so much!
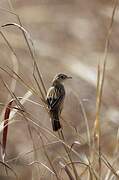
xmin=46 ymin=73 xmax=72 ymax=131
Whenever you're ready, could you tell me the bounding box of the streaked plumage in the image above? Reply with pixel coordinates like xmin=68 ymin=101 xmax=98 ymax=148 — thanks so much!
xmin=46 ymin=73 xmax=72 ymax=131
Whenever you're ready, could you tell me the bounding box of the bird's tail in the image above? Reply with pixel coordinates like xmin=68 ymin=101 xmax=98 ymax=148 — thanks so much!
xmin=51 ymin=118 xmax=61 ymax=131
xmin=50 ymin=111 xmax=61 ymax=131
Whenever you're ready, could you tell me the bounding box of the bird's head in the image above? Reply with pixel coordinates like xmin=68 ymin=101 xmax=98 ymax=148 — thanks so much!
xmin=52 ymin=73 xmax=72 ymax=84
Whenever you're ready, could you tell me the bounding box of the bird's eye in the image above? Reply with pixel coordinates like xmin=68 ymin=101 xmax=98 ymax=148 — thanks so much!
xmin=60 ymin=75 xmax=65 ymax=79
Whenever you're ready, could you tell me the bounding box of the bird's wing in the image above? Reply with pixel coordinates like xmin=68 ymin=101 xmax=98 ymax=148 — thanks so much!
xmin=46 ymin=86 xmax=64 ymax=110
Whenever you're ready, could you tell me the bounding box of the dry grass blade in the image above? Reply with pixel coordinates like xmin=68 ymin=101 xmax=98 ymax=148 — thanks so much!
xmin=1 ymin=1 xmax=46 ymax=98
xmin=0 ymin=66 xmax=42 ymax=99
xmin=1 ymin=22 xmax=47 ymax=99
xmin=8 ymin=65 xmax=47 ymax=103
xmin=100 ymin=153 xmax=119 ymax=179
xmin=114 ymin=128 xmax=119 ymax=156
xmin=0 ymin=76 xmax=42 ymax=179
xmin=63 ymin=160 xmax=99 ymax=179
xmin=0 ymin=38 xmax=18 ymax=106
xmin=6 ymin=140 xmax=60 ymax=164
xmin=39 ymin=133 xmax=60 ymax=180
xmin=0 ymin=119 xmax=21 ymax=134
xmin=58 ymin=131 xmax=80 ymax=180
xmin=0 ymin=77 xmax=24 ymax=111
xmin=0 ymin=30 xmax=18 ymax=58
xmin=15 ymin=14 xmax=47 ymax=96
xmin=33 ymin=71 xmax=46 ymax=101
xmin=93 ymin=62 xmax=102 ymax=178
xmin=98 ymin=0 xmax=118 ymax=114
xmin=93 ymin=0 xmax=118 ymax=178
xmin=94 ymin=63 xmax=101 ymax=144
xmin=0 ymin=75 xmax=26 ymax=162
xmin=32 ymin=59 xmax=47 ymax=98
xmin=59 ymin=161 xmax=75 ymax=180
xmin=28 ymin=161 xmax=55 ymax=175
xmin=0 ymin=31 xmax=33 ymax=98
xmin=110 ymin=170 xmax=119 ymax=180
xmin=25 ymin=117 xmax=85 ymax=161
xmin=103 ymin=0 xmax=118 ymax=59
xmin=2 ymin=100 xmax=14 ymax=161
xmin=104 ymin=130 xmax=119 ymax=179
xmin=79 ymin=100 xmax=91 ymax=153
xmin=1 ymin=23 xmax=34 ymax=49
xmin=70 ymin=141 xmax=81 ymax=151
xmin=0 ymin=160 xmax=18 ymax=179
xmin=0 ymin=28 xmax=41 ymax=104
xmin=0 ymin=30 xmax=19 ymax=109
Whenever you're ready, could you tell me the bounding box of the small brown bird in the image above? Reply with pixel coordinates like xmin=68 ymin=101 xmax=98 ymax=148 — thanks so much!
xmin=46 ymin=73 xmax=72 ymax=131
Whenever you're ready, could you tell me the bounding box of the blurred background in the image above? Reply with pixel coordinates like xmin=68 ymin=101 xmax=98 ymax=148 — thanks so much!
xmin=0 ymin=0 xmax=119 ymax=179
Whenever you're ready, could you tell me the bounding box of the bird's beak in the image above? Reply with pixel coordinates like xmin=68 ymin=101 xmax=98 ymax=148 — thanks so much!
xmin=67 ymin=76 xmax=72 ymax=79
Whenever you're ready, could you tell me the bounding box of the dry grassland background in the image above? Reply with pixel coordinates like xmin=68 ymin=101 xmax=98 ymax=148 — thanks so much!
xmin=0 ymin=0 xmax=119 ymax=179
